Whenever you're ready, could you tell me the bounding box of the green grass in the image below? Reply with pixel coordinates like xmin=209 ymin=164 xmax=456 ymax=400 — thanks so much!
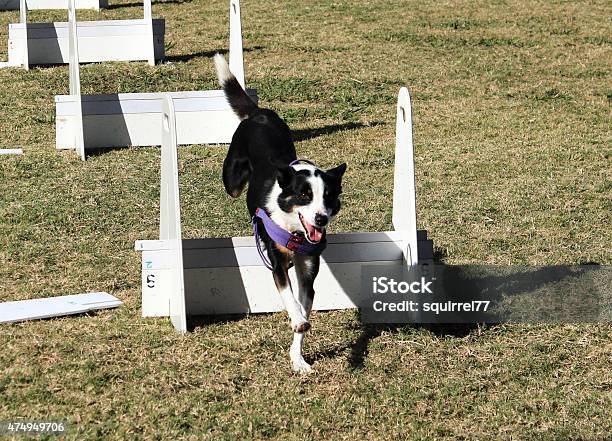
xmin=0 ymin=0 xmax=611 ymax=439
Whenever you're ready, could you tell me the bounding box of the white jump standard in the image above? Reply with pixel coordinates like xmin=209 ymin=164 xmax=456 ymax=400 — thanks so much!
xmin=135 ymin=88 xmax=433 ymax=333
xmin=55 ymin=0 xmax=256 ymax=160
xmin=0 ymin=0 xmax=163 ymax=69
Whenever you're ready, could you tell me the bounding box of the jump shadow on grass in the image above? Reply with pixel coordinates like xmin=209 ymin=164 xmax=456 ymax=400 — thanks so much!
xmin=164 ymin=46 xmax=264 ymax=63
xmin=188 ymin=313 xmax=248 ymax=331
xmin=292 ymin=121 xmax=384 ymax=143
xmin=321 ymin=263 xmax=600 ymax=371
xmin=84 ymin=146 xmax=131 ymax=159
xmin=186 ymin=264 xmax=598 ymax=369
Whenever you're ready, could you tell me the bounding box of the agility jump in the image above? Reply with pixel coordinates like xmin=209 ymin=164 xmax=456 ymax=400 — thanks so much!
xmin=135 ymin=89 xmax=433 ymax=333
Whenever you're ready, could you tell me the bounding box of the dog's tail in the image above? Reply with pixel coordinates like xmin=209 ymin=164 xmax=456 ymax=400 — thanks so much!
xmin=214 ymin=54 xmax=257 ymax=120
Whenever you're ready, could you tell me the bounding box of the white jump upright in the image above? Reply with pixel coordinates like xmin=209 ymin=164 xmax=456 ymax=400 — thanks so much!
xmin=0 ymin=0 xmax=107 ymax=10
xmin=393 ymin=87 xmax=418 ymax=265
xmin=55 ymin=0 xmax=257 ymax=159
xmin=0 ymin=0 xmax=28 ymax=69
xmin=159 ymin=96 xmax=187 ymax=332
xmin=0 ymin=0 xmax=163 ymax=68
xmin=68 ymin=0 xmax=85 ymax=160
xmin=135 ymin=89 xmax=434 ymax=333
xmin=228 ymin=0 xmax=244 ymax=88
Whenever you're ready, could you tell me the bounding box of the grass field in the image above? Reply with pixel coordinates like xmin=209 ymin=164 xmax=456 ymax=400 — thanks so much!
xmin=0 ymin=0 xmax=611 ymax=439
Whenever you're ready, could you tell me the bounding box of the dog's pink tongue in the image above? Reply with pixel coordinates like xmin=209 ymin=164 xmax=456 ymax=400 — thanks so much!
xmin=305 ymin=221 xmax=323 ymax=243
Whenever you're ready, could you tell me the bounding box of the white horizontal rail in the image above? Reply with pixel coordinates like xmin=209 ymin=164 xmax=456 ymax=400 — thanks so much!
xmin=136 ymin=232 xmax=432 ymax=269
xmin=55 ymin=90 xmax=258 ymax=116
xmin=136 ymin=230 xmax=430 ymax=251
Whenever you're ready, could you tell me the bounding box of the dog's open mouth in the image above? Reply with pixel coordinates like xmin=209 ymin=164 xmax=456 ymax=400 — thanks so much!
xmin=299 ymin=213 xmax=324 ymax=244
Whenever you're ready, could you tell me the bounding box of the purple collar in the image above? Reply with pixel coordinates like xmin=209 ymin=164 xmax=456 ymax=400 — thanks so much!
xmin=252 ymin=207 xmax=326 ymax=270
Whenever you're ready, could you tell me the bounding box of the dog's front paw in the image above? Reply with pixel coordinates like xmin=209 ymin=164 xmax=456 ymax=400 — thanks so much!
xmin=291 ymin=356 xmax=313 ymax=374
xmin=291 ymin=320 xmax=311 ymax=333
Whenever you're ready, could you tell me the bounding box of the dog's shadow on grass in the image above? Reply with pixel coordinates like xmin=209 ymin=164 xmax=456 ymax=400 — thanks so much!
xmin=338 ymin=323 xmax=479 ymax=371
xmin=292 ymin=121 xmax=385 ymax=143
xmin=305 ymin=321 xmax=478 ymax=370
xmin=318 ymin=247 xmax=458 ymax=370
xmin=164 ymin=46 xmax=264 ymax=64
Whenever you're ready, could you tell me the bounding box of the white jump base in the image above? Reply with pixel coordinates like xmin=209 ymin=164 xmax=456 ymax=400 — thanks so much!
xmin=5 ymin=19 xmax=164 ymax=67
xmin=56 ymin=0 xmax=254 ymax=159
xmin=136 ymin=89 xmax=432 ymax=332
xmin=1 ymin=0 xmax=163 ymax=69
xmin=137 ymin=232 xmax=433 ymax=318
xmin=0 ymin=0 xmax=107 ymax=10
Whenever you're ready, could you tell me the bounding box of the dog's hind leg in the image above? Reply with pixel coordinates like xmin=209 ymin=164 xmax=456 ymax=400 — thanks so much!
xmin=290 ymin=255 xmax=320 ymax=373
xmin=222 ymin=125 xmax=252 ymax=198
xmin=222 ymin=154 xmax=251 ymax=198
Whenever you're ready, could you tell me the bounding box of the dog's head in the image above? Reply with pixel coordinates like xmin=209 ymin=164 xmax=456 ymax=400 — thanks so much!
xmin=269 ymin=162 xmax=347 ymax=244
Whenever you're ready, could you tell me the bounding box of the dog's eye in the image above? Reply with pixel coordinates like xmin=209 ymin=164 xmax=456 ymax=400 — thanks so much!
xmin=298 ymin=188 xmax=312 ymax=200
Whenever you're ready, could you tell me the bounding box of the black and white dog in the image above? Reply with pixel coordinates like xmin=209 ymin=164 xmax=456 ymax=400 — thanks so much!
xmin=214 ymin=54 xmax=346 ymax=373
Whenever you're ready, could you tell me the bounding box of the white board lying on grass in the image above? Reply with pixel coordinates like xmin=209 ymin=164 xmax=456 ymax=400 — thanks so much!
xmin=0 ymin=0 xmax=163 ymax=69
xmin=0 ymin=0 xmax=107 ymax=10
xmin=0 ymin=148 xmax=23 ymax=155
xmin=0 ymin=292 xmax=122 ymax=323
xmin=55 ymin=0 xmax=256 ymax=160
xmin=135 ymin=89 xmax=433 ymax=333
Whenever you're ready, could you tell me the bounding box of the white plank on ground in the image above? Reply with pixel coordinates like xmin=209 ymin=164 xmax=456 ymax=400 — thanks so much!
xmin=0 ymin=292 xmax=122 ymax=324
xmin=0 ymin=148 xmax=23 ymax=155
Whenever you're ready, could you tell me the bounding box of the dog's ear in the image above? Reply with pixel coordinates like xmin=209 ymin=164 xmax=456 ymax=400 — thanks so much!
xmin=326 ymin=163 xmax=347 ymax=181
xmin=276 ymin=165 xmax=296 ymax=189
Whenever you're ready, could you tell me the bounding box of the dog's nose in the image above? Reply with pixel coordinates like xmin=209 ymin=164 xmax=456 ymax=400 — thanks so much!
xmin=314 ymin=213 xmax=328 ymax=227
